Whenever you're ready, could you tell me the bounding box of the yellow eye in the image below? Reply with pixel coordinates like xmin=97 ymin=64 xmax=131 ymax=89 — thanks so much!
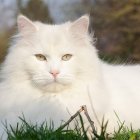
xmin=35 ymin=54 xmax=47 ymax=61
xmin=62 ymin=54 xmax=72 ymax=61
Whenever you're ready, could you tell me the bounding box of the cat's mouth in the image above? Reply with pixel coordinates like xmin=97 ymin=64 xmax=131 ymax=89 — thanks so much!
xmin=32 ymin=77 xmax=72 ymax=93
xmin=49 ymin=78 xmax=70 ymax=87
xmin=31 ymin=72 xmax=74 ymax=92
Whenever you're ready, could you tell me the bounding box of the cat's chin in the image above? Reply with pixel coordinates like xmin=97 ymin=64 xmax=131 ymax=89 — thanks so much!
xmin=39 ymin=82 xmax=71 ymax=93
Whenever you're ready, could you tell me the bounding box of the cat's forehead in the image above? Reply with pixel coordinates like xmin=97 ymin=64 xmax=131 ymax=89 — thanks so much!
xmin=37 ymin=23 xmax=70 ymax=41
xmin=34 ymin=23 xmax=74 ymax=54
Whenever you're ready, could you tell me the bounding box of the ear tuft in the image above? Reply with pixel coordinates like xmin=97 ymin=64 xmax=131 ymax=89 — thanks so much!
xmin=17 ymin=15 xmax=37 ymax=33
xmin=70 ymin=14 xmax=90 ymax=35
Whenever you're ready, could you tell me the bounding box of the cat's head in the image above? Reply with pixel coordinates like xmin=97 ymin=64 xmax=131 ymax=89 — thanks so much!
xmin=6 ymin=15 xmax=98 ymax=93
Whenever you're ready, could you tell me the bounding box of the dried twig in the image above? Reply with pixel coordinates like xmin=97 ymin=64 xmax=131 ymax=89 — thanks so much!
xmin=82 ymin=105 xmax=96 ymax=132
xmin=56 ymin=105 xmax=100 ymax=138
xmin=56 ymin=106 xmax=84 ymax=131
xmin=81 ymin=105 xmax=100 ymax=138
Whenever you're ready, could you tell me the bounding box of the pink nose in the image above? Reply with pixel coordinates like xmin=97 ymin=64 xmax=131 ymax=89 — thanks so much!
xmin=50 ymin=70 xmax=59 ymax=78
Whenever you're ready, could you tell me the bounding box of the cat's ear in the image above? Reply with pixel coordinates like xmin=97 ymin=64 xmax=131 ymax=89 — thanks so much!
xmin=17 ymin=15 xmax=38 ymax=34
xmin=70 ymin=15 xmax=89 ymax=36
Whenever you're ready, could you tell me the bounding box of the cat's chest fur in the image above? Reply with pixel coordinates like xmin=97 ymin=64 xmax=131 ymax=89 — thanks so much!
xmin=0 ymin=78 xmax=109 ymax=131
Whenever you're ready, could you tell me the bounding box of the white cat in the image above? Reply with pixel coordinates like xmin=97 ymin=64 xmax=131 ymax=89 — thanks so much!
xmin=0 ymin=15 xmax=140 ymax=139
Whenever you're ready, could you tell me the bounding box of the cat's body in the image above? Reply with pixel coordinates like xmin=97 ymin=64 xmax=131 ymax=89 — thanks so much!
xmin=0 ymin=15 xmax=140 ymax=139
xmin=102 ymin=64 xmax=140 ymax=129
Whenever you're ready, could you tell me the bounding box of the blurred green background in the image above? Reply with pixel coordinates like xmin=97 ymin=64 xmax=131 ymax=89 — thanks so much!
xmin=0 ymin=0 xmax=140 ymax=64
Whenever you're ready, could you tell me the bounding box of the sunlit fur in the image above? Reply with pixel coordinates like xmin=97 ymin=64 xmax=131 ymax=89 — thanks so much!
xmin=0 ymin=15 xmax=140 ymax=139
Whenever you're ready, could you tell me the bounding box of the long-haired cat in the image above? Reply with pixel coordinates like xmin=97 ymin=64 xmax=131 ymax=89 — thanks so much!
xmin=0 ymin=15 xmax=140 ymax=139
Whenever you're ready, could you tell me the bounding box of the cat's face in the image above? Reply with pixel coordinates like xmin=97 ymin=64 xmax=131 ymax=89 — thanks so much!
xmin=24 ymin=31 xmax=78 ymax=92
xmin=14 ymin=15 xmax=94 ymax=93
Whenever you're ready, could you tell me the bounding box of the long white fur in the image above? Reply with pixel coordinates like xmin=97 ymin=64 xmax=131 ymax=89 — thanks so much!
xmin=0 ymin=15 xmax=140 ymax=139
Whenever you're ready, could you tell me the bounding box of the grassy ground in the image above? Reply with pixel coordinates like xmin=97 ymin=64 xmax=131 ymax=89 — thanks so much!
xmin=4 ymin=115 xmax=140 ymax=140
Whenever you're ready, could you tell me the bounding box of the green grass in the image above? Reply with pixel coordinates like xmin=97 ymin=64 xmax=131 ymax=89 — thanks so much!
xmin=5 ymin=115 xmax=89 ymax=140
xmin=3 ymin=115 xmax=140 ymax=140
